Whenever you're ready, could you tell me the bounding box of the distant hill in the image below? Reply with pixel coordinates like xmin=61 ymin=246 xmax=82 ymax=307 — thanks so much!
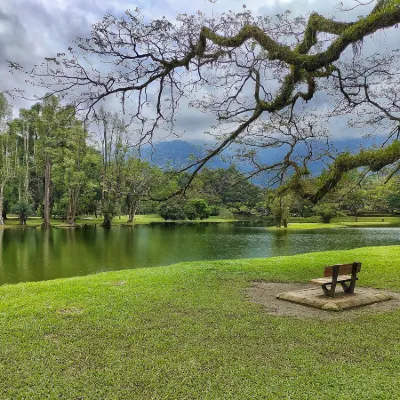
xmin=139 ymin=137 xmax=382 ymax=181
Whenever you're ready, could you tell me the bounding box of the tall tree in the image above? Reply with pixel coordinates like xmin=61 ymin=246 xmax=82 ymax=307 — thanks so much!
xmin=52 ymin=120 xmax=91 ymax=225
xmin=124 ymin=158 xmax=162 ymax=223
xmin=13 ymin=0 xmax=400 ymax=200
xmin=0 ymin=94 xmax=13 ymax=225
xmin=8 ymin=108 xmax=37 ymax=225
xmin=96 ymin=108 xmax=129 ymax=228
xmin=36 ymin=97 xmax=75 ymax=228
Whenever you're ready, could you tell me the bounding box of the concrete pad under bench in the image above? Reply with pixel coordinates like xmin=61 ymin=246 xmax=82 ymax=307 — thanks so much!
xmin=277 ymin=287 xmax=392 ymax=311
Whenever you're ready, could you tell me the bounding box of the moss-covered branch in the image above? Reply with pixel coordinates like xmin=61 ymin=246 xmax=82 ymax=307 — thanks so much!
xmin=200 ymin=4 xmax=400 ymax=73
xmin=305 ymin=141 xmax=400 ymax=203
xmin=194 ymin=3 xmax=400 ymax=116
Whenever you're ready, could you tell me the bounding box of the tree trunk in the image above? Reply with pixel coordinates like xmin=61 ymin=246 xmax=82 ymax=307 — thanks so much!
xmin=66 ymin=189 xmax=79 ymax=226
xmin=322 ymin=215 xmax=332 ymax=224
xmin=19 ymin=214 xmax=27 ymax=226
xmin=101 ymin=189 xmax=113 ymax=228
xmin=127 ymin=199 xmax=139 ymax=223
xmin=275 ymin=215 xmax=282 ymax=228
xmin=42 ymin=161 xmax=51 ymax=229
xmin=0 ymin=184 xmax=5 ymax=226
xmin=2 ymin=208 xmax=7 ymax=221
xmin=283 ymin=217 xmax=288 ymax=228
xmin=102 ymin=213 xmax=112 ymax=229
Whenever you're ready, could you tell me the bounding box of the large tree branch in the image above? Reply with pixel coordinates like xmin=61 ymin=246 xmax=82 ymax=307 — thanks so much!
xmin=290 ymin=141 xmax=400 ymax=204
xmin=8 ymin=1 xmax=400 ymax=203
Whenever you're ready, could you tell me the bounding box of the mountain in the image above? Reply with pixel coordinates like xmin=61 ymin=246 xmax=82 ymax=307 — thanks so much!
xmin=140 ymin=137 xmax=383 ymax=181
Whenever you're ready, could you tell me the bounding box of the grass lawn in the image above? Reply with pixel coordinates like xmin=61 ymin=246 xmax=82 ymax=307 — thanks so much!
xmin=4 ymin=215 xmax=400 ymax=230
xmin=1 ymin=214 xmax=237 ymax=228
xmin=268 ymin=222 xmax=346 ymax=230
xmin=269 ymin=216 xmax=400 ymax=230
xmin=1 ymin=246 xmax=399 ymax=399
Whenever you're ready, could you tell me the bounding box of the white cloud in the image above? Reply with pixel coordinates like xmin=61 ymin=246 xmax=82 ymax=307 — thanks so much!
xmin=0 ymin=0 xmax=398 ymax=141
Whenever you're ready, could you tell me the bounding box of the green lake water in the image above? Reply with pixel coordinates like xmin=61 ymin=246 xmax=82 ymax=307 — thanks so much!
xmin=1 ymin=223 xmax=399 ymax=285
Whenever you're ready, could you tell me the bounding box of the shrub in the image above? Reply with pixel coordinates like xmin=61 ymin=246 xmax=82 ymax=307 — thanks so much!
xmin=12 ymin=200 xmax=34 ymax=225
xmin=159 ymin=201 xmax=186 ymax=220
xmin=218 ymin=208 xmax=234 ymax=219
xmin=313 ymin=203 xmax=339 ymax=224
xmin=209 ymin=205 xmax=220 ymax=216
xmin=184 ymin=202 xmax=198 ymax=220
xmin=188 ymin=199 xmax=211 ymax=220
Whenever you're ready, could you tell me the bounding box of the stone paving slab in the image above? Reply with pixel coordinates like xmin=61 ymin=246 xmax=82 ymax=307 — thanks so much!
xmin=277 ymin=287 xmax=392 ymax=311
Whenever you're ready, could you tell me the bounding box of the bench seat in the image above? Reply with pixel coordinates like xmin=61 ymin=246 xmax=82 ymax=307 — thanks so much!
xmin=310 ymin=275 xmax=353 ymax=285
xmin=310 ymin=262 xmax=361 ymax=297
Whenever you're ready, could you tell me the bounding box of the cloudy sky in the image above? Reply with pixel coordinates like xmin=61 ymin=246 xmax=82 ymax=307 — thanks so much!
xmin=0 ymin=0 xmax=398 ymax=141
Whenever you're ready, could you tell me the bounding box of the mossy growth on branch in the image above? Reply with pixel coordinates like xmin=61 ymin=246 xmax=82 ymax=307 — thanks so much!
xmin=312 ymin=141 xmax=400 ymax=203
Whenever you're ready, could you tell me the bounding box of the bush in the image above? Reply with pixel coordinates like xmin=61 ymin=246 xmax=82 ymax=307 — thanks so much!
xmin=12 ymin=200 xmax=34 ymax=225
xmin=159 ymin=198 xmax=211 ymax=220
xmin=188 ymin=199 xmax=211 ymax=220
xmin=184 ymin=203 xmax=198 ymax=220
xmin=218 ymin=208 xmax=234 ymax=219
xmin=159 ymin=201 xmax=186 ymax=220
xmin=313 ymin=203 xmax=339 ymax=224
xmin=209 ymin=205 xmax=220 ymax=216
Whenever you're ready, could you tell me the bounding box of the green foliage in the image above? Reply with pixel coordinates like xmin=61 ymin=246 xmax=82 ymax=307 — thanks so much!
xmin=187 ymin=198 xmax=211 ymax=220
xmin=159 ymin=198 xmax=211 ymax=221
xmin=199 ymin=166 xmax=261 ymax=207
xmin=159 ymin=200 xmax=186 ymax=220
xmin=313 ymin=202 xmax=340 ymax=223
xmin=184 ymin=202 xmax=198 ymax=220
xmin=0 ymin=93 xmax=11 ymax=127
xmin=0 ymin=98 xmax=263 ymax=226
xmin=208 ymin=205 xmax=220 ymax=216
xmin=218 ymin=207 xmax=234 ymax=219
xmin=12 ymin=199 xmax=34 ymax=223
xmin=2 ymin=95 xmax=400 ymax=228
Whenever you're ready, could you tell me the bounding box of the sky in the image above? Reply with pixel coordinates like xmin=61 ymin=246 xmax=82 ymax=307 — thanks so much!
xmin=0 ymin=0 xmax=398 ymax=141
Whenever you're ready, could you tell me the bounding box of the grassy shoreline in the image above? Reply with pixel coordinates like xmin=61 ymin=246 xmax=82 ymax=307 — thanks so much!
xmin=1 ymin=246 xmax=399 ymax=398
xmin=268 ymin=216 xmax=400 ymax=230
xmin=0 ymin=214 xmax=238 ymax=229
xmin=3 ymin=214 xmax=400 ymax=230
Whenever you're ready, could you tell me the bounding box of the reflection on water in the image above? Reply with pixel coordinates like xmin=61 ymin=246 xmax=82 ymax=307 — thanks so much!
xmin=0 ymin=224 xmax=399 ymax=285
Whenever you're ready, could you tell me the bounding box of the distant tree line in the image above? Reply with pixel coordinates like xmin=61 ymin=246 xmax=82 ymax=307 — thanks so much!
xmin=0 ymin=94 xmax=265 ymax=227
xmin=1 ymin=94 xmax=399 ymax=228
xmin=264 ymin=171 xmax=400 ymax=227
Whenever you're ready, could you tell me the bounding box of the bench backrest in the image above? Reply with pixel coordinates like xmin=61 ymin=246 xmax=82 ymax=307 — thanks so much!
xmin=323 ymin=262 xmax=361 ymax=277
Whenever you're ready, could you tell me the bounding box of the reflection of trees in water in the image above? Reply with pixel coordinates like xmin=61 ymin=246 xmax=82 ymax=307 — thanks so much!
xmin=271 ymin=229 xmax=291 ymax=253
xmin=2 ymin=226 xmax=400 ymax=285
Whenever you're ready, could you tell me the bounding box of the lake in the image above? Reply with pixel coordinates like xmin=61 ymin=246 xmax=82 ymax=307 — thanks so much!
xmin=1 ymin=223 xmax=399 ymax=285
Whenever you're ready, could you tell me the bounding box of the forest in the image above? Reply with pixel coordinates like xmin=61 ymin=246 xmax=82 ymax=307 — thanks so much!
xmin=1 ymin=93 xmax=399 ymax=229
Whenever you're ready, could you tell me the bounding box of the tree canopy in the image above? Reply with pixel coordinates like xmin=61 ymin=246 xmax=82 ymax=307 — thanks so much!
xmin=7 ymin=0 xmax=400 ymax=201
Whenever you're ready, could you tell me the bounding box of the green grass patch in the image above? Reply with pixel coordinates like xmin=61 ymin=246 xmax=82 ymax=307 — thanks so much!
xmin=268 ymin=222 xmax=346 ymax=230
xmin=1 ymin=214 xmax=237 ymax=229
xmin=1 ymin=246 xmax=399 ymax=398
xmin=270 ymin=216 xmax=400 ymax=230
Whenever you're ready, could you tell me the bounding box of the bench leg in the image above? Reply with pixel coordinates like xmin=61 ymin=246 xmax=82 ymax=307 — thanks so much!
xmin=340 ymin=281 xmax=351 ymax=293
xmin=322 ymin=266 xmax=339 ymax=297
xmin=348 ymin=262 xmax=360 ymax=294
xmin=339 ymin=276 xmax=359 ymax=293
xmin=322 ymin=283 xmax=336 ymax=297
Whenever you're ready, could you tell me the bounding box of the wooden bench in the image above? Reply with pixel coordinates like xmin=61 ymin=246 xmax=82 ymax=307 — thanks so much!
xmin=310 ymin=262 xmax=362 ymax=298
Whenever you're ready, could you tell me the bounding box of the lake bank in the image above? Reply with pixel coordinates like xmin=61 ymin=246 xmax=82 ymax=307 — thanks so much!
xmin=1 ymin=246 xmax=399 ymax=398
xmin=0 ymin=214 xmax=239 ymax=229
xmin=2 ymin=215 xmax=400 ymax=230
xmin=1 ymin=223 xmax=400 ymax=285
xmin=268 ymin=216 xmax=400 ymax=230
